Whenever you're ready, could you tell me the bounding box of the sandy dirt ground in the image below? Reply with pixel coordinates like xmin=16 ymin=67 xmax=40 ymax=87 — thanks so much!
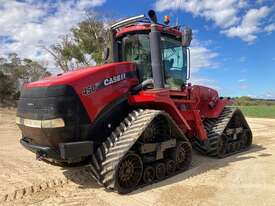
xmin=0 ymin=107 xmax=275 ymax=206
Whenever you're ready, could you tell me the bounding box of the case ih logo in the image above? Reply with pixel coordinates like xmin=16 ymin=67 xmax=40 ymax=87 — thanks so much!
xmin=104 ymin=73 xmax=126 ymax=86
xmin=82 ymin=73 xmax=127 ymax=96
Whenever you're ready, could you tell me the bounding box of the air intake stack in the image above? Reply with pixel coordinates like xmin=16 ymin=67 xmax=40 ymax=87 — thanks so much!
xmin=148 ymin=10 xmax=165 ymax=89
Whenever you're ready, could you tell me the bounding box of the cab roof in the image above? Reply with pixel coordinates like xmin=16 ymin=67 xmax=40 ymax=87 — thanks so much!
xmin=115 ymin=23 xmax=182 ymax=38
xmin=111 ymin=14 xmax=182 ymax=38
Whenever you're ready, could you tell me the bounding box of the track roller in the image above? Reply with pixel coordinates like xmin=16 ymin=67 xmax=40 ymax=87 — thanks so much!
xmin=155 ymin=162 xmax=166 ymax=180
xmin=165 ymin=159 xmax=176 ymax=176
xmin=170 ymin=141 xmax=192 ymax=171
xmin=143 ymin=166 xmax=155 ymax=184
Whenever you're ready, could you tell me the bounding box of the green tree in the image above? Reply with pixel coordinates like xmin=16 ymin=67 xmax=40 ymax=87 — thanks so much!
xmin=0 ymin=55 xmax=49 ymax=84
xmin=0 ymin=71 xmax=15 ymax=103
xmin=48 ymin=13 xmax=112 ymax=72
xmin=21 ymin=58 xmax=51 ymax=83
xmin=0 ymin=54 xmax=51 ymax=102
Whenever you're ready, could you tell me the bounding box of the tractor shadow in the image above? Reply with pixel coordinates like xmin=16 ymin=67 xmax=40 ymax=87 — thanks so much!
xmin=131 ymin=143 xmax=268 ymax=195
xmin=60 ymin=160 xmax=101 ymax=189
xmin=61 ymin=143 xmax=268 ymax=194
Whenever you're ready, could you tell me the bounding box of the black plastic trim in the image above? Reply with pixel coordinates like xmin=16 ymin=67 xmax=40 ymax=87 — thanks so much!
xmin=21 ymin=138 xmax=94 ymax=163
xmin=20 ymin=138 xmax=60 ymax=160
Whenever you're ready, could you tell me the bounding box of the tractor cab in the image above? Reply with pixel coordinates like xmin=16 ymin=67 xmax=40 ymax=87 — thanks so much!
xmin=108 ymin=10 xmax=192 ymax=90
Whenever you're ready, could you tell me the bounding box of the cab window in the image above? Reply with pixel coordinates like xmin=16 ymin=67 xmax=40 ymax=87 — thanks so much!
xmin=121 ymin=34 xmax=152 ymax=81
xmin=161 ymin=37 xmax=187 ymax=89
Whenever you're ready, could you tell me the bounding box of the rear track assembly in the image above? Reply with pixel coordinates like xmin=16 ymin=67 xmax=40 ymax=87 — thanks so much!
xmin=194 ymin=107 xmax=253 ymax=158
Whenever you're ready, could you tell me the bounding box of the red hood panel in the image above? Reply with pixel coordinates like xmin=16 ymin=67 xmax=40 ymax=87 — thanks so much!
xmin=25 ymin=62 xmax=134 ymax=88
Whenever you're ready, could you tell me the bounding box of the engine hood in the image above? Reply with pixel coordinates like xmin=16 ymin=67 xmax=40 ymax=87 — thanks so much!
xmin=25 ymin=62 xmax=134 ymax=88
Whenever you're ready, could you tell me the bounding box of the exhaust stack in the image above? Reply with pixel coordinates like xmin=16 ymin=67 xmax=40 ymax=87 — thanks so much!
xmin=148 ymin=10 xmax=165 ymax=89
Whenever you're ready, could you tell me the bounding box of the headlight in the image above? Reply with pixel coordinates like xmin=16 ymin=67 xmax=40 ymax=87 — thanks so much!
xmin=16 ymin=117 xmax=65 ymax=128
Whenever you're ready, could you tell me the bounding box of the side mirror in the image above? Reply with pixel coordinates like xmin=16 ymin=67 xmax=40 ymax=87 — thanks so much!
xmin=182 ymin=27 xmax=192 ymax=47
xmin=103 ymin=48 xmax=110 ymax=62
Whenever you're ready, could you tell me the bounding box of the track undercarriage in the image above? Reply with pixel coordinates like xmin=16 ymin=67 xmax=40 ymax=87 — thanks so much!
xmin=194 ymin=107 xmax=253 ymax=158
xmin=89 ymin=109 xmax=192 ymax=194
xmin=89 ymin=107 xmax=252 ymax=194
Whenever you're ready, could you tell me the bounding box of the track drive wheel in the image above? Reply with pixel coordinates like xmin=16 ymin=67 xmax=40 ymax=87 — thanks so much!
xmin=240 ymin=129 xmax=252 ymax=149
xmin=170 ymin=141 xmax=192 ymax=171
xmin=115 ymin=152 xmax=143 ymax=194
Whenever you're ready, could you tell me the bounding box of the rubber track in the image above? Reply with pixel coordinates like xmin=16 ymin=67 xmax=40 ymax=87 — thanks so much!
xmin=194 ymin=107 xmax=252 ymax=158
xmin=89 ymin=109 xmax=177 ymax=191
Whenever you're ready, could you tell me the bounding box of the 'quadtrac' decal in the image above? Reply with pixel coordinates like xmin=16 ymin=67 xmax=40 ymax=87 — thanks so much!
xmin=82 ymin=71 xmax=136 ymax=96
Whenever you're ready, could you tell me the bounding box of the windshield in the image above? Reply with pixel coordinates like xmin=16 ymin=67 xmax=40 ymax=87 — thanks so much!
xmin=121 ymin=34 xmax=187 ymax=89
xmin=161 ymin=37 xmax=187 ymax=89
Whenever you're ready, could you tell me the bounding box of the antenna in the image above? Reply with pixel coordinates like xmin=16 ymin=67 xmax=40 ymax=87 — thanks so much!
xmin=175 ymin=2 xmax=180 ymax=26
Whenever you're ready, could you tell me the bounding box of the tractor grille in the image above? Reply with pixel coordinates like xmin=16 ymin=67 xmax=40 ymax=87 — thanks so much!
xmin=16 ymin=85 xmax=90 ymax=147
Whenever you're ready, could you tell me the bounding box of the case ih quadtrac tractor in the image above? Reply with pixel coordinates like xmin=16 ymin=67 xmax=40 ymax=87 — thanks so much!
xmin=16 ymin=10 xmax=252 ymax=194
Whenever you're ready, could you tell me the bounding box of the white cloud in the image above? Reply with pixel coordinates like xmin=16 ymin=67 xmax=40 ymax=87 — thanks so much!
xmin=238 ymin=79 xmax=247 ymax=82
xmin=0 ymin=0 xmax=105 ymax=69
xmin=187 ymin=39 xmax=219 ymax=89
xmin=189 ymin=38 xmax=219 ymax=73
xmin=223 ymin=6 xmax=270 ymax=42
xmin=155 ymin=0 xmax=244 ymax=28
xmin=190 ymin=46 xmax=218 ymax=73
xmin=264 ymin=23 xmax=275 ymax=32
xmin=256 ymin=91 xmax=275 ymax=99
xmin=265 ymin=91 xmax=275 ymax=99
xmin=190 ymin=75 xmax=217 ymax=86
xmin=155 ymin=1 xmax=274 ymax=43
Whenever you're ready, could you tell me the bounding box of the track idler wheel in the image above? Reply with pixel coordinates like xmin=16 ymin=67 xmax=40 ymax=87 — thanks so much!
xmin=155 ymin=162 xmax=166 ymax=180
xmin=170 ymin=141 xmax=192 ymax=171
xmin=143 ymin=166 xmax=155 ymax=184
xmin=115 ymin=152 xmax=143 ymax=194
xmin=240 ymin=129 xmax=252 ymax=149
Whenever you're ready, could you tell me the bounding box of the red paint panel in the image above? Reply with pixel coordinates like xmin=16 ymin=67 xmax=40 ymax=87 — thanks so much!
xmin=128 ymin=89 xmax=192 ymax=133
xmin=24 ymin=62 xmax=139 ymax=122
xmin=116 ymin=24 xmax=182 ymax=38
xmin=71 ymin=63 xmax=138 ymax=121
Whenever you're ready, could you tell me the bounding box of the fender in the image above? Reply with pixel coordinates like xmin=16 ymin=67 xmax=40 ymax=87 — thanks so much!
xmin=128 ymin=89 xmax=192 ymax=133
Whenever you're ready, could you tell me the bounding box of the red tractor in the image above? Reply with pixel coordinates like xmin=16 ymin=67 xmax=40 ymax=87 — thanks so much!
xmin=16 ymin=10 xmax=252 ymax=194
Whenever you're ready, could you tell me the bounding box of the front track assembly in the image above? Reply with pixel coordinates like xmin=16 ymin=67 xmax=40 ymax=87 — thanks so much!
xmin=194 ymin=107 xmax=253 ymax=158
xmin=89 ymin=109 xmax=192 ymax=194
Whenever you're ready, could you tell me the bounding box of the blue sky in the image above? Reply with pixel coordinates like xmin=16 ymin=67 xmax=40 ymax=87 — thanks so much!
xmin=0 ymin=0 xmax=274 ymax=98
